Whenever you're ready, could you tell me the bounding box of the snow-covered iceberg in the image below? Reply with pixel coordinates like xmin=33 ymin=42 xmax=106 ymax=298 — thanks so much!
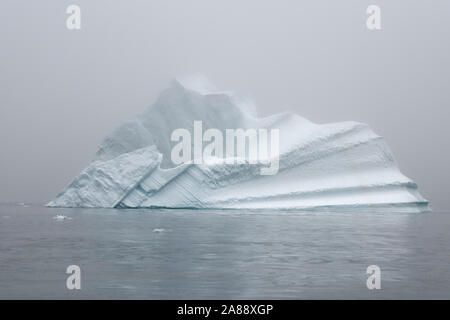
xmin=48 ymin=75 xmax=430 ymax=212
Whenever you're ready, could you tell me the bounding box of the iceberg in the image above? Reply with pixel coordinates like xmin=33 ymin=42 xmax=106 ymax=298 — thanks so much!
xmin=48 ymin=75 xmax=430 ymax=212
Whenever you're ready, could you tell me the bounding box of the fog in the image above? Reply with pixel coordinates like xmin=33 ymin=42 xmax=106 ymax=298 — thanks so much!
xmin=0 ymin=0 xmax=449 ymax=209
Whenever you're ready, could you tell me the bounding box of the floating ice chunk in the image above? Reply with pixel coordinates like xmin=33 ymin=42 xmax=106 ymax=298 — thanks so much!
xmin=53 ymin=215 xmax=71 ymax=221
xmin=48 ymin=76 xmax=430 ymax=213
xmin=152 ymin=228 xmax=169 ymax=233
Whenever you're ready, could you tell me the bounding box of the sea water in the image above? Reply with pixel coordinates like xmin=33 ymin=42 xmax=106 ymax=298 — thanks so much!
xmin=0 ymin=204 xmax=449 ymax=299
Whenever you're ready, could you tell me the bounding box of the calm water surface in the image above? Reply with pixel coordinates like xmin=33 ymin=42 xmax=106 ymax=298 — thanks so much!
xmin=0 ymin=204 xmax=449 ymax=299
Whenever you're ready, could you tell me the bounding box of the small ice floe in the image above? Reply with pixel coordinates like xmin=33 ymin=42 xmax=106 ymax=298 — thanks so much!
xmin=152 ymin=228 xmax=170 ymax=233
xmin=53 ymin=214 xmax=71 ymax=221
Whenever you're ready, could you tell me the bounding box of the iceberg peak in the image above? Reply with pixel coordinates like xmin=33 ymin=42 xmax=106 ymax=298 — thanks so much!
xmin=172 ymin=74 xmax=222 ymax=95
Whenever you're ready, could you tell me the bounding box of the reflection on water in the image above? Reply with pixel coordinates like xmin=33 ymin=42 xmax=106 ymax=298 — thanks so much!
xmin=0 ymin=204 xmax=449 ymax=299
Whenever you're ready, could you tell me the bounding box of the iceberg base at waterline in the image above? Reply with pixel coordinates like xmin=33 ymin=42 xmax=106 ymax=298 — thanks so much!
xmin=48 ymin=75 xmax=430 ymax=213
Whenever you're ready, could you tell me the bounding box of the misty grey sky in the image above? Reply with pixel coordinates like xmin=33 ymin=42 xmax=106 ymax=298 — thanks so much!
xmin=0 ymin=0 xmax=449 ymax=209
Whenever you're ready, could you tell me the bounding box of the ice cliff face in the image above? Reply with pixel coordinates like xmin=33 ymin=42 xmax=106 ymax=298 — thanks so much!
xmin=48 ymin=75 xmax=430 ymax=212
